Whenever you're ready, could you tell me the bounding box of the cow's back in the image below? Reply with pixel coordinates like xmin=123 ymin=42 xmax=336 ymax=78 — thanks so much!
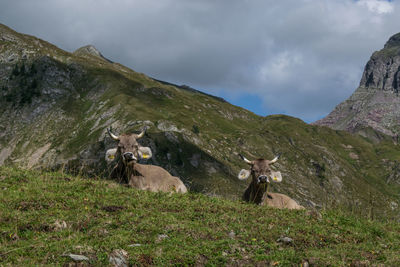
xmin=129 ymin=163 xmax=187 ymax=193
xmin=264 ymin=192 xmax=304 ymax=210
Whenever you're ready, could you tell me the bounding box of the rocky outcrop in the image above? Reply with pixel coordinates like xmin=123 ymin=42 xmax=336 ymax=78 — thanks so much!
xmin=73 ymin=45 xmax=113 ymax=63
xmin=315 ymin=32 xmax=400 ymax=139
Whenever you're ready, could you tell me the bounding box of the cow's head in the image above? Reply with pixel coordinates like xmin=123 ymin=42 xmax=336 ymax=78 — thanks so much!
xmin=238 ymin=154 xmax=282 ymax=184
xmin=106 ymin=127 xmax=152 ymax=165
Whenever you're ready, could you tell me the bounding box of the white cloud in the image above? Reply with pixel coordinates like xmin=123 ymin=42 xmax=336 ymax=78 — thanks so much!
xmin=259 ymin=51 xmax=304 ymax=83
xmin=357 ymin=0 xmax=394 ymax=14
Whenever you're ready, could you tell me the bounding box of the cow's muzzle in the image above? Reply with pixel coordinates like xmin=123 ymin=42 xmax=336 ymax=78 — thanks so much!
xmin=257 ymin=175 xmax=269 ymax=184
xmin=123 ymin=152 xmax=137 ymax=162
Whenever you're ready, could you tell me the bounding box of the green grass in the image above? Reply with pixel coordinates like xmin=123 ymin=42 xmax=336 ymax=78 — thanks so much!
xmin=1 ymin=167 xmax=400 ymax=266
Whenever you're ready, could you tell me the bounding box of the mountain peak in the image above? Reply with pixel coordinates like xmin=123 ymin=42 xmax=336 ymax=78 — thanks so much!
xmin=73 ymin=45 xmax=112 ymax=63
xmin=384 ymin=32 xmax=400 ymax=49
xmin=315 ymin=32 xmax=400 ymax=139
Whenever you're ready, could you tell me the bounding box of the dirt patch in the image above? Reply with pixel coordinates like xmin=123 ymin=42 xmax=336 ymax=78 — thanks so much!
xmin=17 ymin=201 xmax=49 ymax=211
xmin=18 ymin=223 xmax=52 ymax=233
xmin=195 ymin=254 xmax=208 ymax=266
xmin=138 ymin=254 xmax=153 ymax=266
xmin=101 ymin=205 xmax=124 ymax=212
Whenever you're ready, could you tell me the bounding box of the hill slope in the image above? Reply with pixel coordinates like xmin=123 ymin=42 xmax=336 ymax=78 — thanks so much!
xmin=1 ymin=24 xmax=400 ymax=219
xmin=1 ymin=167 xmax=399 ymax=266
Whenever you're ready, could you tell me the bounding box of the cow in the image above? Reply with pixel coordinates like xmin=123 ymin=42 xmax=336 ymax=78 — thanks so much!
xmin=238 ymin=154 xmax=304 ymax=210
xmin=105 ymin=127 xmax=187 ymax=193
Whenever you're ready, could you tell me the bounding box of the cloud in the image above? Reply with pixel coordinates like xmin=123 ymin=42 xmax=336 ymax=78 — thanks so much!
xmin=0 ymin=0 xmax=399 ymax=122
xmin=357 ymin=0 xmax=394 ymax=14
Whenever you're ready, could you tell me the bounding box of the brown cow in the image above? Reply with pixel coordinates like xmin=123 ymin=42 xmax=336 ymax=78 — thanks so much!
xmin=106 ymin=127 xmax=187 ymax=193
xmin=238 ymin=154 xmax=304 ymax=209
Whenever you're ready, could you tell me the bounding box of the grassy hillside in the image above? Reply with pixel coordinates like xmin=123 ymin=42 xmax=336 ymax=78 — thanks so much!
xmin=1 ymin=167 xmax=399 ymax=266
xmin=1 ymin=23 xmax=400 ymax=219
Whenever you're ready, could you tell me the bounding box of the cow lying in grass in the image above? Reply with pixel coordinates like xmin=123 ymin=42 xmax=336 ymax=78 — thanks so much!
xmin=105 ymin=128 xmax=187 ymax=193
xmin=238 ymin=154 xmax=304 ymax=210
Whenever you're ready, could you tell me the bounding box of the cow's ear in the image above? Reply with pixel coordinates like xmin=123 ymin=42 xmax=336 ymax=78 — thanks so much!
xmin=269 ymin=171 xmax=282 ymax=183
xmin=105 ymin=148 xmax=117 ymax=163
xmin=238 ymin=169 xmax=250 ymax=180
xmin=138 ymin=146 xmax=152 ymax=160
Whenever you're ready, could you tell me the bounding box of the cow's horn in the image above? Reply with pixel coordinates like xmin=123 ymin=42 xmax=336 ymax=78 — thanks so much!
xmin=136 ymin=126 xmax=147 ymax=139
xmin=269 ymin=153 xmax=281 ymax=164
xmin=239 ymin=154 xmax=253 ymax=165
xmin=107 ymin=128 xmax=119 ymax=141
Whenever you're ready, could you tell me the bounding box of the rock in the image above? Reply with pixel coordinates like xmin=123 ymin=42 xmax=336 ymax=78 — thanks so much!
xmin=156 ymin=234 xmax=169 ymax=243
xmin=127 ymin=243 xmax=141 ymax=247
xmin=306 ymin=200 xmax=317 ymax=208
xmin=109 ymin=249 xmax=129 ymax=267
xmin=349 ymin=152 xmax=359 ymax=160
xmin=164 ymin=131 xmax=179 ymax=143
xmin=62 ymin=254 xmax=89 ymax=262
xmin=74 ymin=245 xmax=94 ymax=254
xmin=341 ymin=144 xmax=353 ymax=149
xmin=277 ymin=236 xmax=293 ymax=244
xmin=182 ymin=132 xmax=203 ymax=145
xmin=157 ymin=120 xmax=181 ymax=132
xmin=189 ymin=154 xmax=201 ymax=168
xmin=189 ymin=153 xmax=201 ymax=168
xmin=52 ymin=220 xmax=67 ymax=231
xmin=204 ymin=162 xmax=217 ymax=174
xmin=228 ymin=230 xmax=236 ymax=239
xmin=128 ymin=120 xmax=154 ymax=128
xmin=99 ymin=228 xmax=109 ymax=235
xmin=143 ymin=120 xmax=154 ymax=127
xmin=350 ymin=259 xmax=370 ymax=267
xmin=330 ymin=176 xmax=343 ymax=192
xmin=7 ymin=54 xmax=17 ymax=62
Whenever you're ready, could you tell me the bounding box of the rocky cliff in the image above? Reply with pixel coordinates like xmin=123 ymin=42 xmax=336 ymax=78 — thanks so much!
xmin=1 ymin=24 xmax=400 ymax=219
xmin=315 ymin=33 xmax=400 ymax=140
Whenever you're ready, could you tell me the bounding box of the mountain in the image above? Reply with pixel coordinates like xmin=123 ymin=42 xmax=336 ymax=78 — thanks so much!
xmin=1 ymin=24 xmax=400 ymax=219
xmin=315 ymin=33 xmax=400 ymax=141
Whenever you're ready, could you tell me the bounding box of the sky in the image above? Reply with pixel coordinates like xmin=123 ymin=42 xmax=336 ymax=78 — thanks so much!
xmin=1 ymin=0 xmax=400 ymax=123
